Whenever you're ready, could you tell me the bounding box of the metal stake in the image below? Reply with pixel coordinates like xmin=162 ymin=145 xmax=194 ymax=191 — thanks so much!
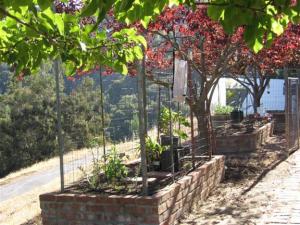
xmin=54 ymin=59 xmax=64 ymax=192
xmin=168 ymin=84 xmax=175 ymax=181
xmin=137 ymin=51 xmax=148 ymax=195
xmin=99 ymin=67 xmax=106 ymax=162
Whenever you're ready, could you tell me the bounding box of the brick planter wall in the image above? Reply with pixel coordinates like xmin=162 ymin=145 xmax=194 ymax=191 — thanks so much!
xmin=40 ymin=156 xmax=225 ymax=225
xmin=271 ymin=112 xmax=285 ymax=133
xmin=215 ymin=122 xmax=273 ymax=154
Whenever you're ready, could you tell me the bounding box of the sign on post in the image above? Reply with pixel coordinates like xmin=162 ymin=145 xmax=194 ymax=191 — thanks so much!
xmin=173 ymin=59 xmax=188 ymax=102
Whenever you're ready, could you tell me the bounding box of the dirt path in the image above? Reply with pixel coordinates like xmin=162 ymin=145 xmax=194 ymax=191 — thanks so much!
xmin=179 ymin=135 xmax=295 ymax=225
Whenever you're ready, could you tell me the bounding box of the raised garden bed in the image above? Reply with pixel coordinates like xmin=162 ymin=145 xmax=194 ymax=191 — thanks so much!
xmin=211 ymin=114 xmax=231 ymax=128
xmin=40 ymin=155 xmax=225 ymax=225
xmin=215 ymin=122 xmax=274 ymax=154
xmin=267 ymin=111 xmax=285 ymax=133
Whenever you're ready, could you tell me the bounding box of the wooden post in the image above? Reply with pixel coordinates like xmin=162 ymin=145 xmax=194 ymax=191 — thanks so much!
xmin=54 ymin=59 xmax=64 ymax=192
xmin=137 ymin=52 xmax=148 ymax=195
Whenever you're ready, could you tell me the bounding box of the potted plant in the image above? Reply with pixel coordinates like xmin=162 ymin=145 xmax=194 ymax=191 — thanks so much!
xmin=144 ymin=137 xmax=166 ymax=171
xmin=159 ymin=107 xmax=190 ymax=146
xmin=212 ymin=105 xmax=233 ymax=127
xmin=230 ymin=108 xmax=244 ymax=123
xmin=158 ymin=107 xmax=190 ymax=172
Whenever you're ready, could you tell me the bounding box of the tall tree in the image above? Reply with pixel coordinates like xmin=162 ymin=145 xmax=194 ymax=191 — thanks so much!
xmin=0 ymin=0 xmax=299 ymax=77
xmin=143 ymin=6 xmax=243 ymax=152
xmin=231 ymin=24 xmax=300 ymax=113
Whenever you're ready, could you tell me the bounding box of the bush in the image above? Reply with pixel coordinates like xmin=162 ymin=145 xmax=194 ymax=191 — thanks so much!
xmin=214 ymin=105 xmax=234 ymax=115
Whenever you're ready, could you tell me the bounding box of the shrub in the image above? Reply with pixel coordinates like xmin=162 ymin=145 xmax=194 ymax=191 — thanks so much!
xmin=159 ymin=107 xmax=190 ymax=139
xmin=214 ymin=105 xmax=234 ymax=115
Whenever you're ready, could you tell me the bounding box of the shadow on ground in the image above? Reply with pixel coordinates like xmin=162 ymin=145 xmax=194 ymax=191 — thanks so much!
xmin=179 ymin=135 xmax=289 ymax=225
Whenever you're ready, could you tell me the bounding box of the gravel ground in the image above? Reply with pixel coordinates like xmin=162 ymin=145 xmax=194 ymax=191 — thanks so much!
xmin=179 ymin=135 xmax=292 ymax=225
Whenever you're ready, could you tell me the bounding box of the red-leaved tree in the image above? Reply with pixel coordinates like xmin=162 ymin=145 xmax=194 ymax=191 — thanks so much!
xmin=144 ymin=5 xmax=244 ymax=153
xmin=231 ymin=24 xmax=300 ymax=113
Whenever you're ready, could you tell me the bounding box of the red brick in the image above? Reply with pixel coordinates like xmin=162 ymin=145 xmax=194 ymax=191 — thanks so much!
xmin=75 ymin=194 xmax=97 ymax=203
xmin=56 ymin=193 xmax=76 ymax=202
xmin=135 ymin=196 xmax=160 ymax=205
xmin=86 ymin=205 xmax=104 ymax=212
xmin=113 ymin=195 xmax=136 ymax=204
xmin=40 ymin=193 xmax=57 ymax=201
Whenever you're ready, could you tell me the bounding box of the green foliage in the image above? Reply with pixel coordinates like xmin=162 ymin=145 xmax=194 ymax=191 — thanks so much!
xmin=214 ymin=105 xmax=234 ymax=115
xmin=80 ymin=145 xmax=128 ymax=190
xmin=102 ymin=146 xmax=128 ymax=184
xmin=159 ymin=107 xmax=190 ymax=140
xmin=207 ymin=0 xmax=300 ymax=52
xmin=144 ymin=136 xmax=165 ymax=163
xmin=0 ymin=64 xmax=106 ymax=177
xmin=79 ymin=150 xmax=102 ymax=190
xmin=0 ymin=0 xmax=298 ymax=78
xmin=0 ymin=1 xmax=146 ymax=77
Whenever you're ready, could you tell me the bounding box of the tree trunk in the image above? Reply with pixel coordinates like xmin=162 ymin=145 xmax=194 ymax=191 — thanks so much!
xmin=253 ymin=92 xmax=261 ymax=114
xmin=194 ymin=99 xmax=210 ymax=155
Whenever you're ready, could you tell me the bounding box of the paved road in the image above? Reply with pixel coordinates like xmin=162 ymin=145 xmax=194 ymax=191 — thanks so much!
xmin=0 ymin=154 xmax=94 ymax=203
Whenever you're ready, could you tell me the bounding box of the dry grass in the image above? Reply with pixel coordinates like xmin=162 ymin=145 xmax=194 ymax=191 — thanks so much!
xmin=0 ymin=168 xmax=84 ymax=225
xmin=0 ymin=134 xmax=145 ymax=225
xmin=0 ymin=148 xmax=89 ymax=186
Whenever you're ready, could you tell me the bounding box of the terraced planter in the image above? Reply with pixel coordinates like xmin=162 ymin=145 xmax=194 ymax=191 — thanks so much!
xmin=215 ymin=122 xmax=274 ymax=154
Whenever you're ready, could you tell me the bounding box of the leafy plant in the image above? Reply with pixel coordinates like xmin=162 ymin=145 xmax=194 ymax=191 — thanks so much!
xmin=102 ymin=146 xmax=128 ymax=185
xmin=159 ymin=107 xmax=190 ymax=140
xmin=79 ymin=150 xmax=102 ymax=190
xmin=145 ymin=136 xmax=165 ymax=163
xmin=214 ymin=105 xmax=234 ymax=115
xmin=87 ymin=136 xmax=103 ymax=148
xmin=80 ymin=146 xmax=128 ymax=190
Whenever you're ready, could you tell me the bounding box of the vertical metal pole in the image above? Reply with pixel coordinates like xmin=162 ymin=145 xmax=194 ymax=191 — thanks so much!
xmin=178 ymin=102 xmax=181 ymax=146
xmin=157 ymin=86 xmax=161 ymax=142
xmin=99 ymin=67 xmax=106 ymax=162
xmin=54 ymin=59 xmax=64 ymax=192
xmin=168 ymin=84 xmax=175 ymax=180
xmin=137 ymin=51 xmax=148 ymax=195
xmin=296 ymin=79 xmax=300 ymax=150
xmin=143 ymin=68 xmax=148 ymax=132
xmin=187 ymin=61 xmax=195 ymax=168
xmin=298 ymin=79 xmax=300 ymax=149
xmin=284 ymin=68 xmax=290 ymax=153
xmin=169 ymin=47 xmax=175 ymax=179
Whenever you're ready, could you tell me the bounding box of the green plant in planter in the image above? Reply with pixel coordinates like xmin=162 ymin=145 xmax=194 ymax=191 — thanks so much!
xmin=145 ymin=136 xmax=166 ymax=163
xmin=103 ymin=146 xmax=128 ymax=185
xmin=78 ymin=150 xmax=102 ymax=190
xmin=79 ymin=145 xmax=128 ymax=190
xmin=214 ymin=105 xmax=234 ymax=115
xmin=159 ymin=107 xmax=190 ymax=140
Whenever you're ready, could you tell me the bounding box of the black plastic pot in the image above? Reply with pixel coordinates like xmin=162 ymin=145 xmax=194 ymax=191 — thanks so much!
xmin=176 ymin=146 xmax=190 ymax=158
xmin=230 ymin=109 xmax=244 ymax=123
xmin=160 ymin=148 xmax=179 ymax=172
xmin=160 ymin=135 xmax=179 ymax=147
xmin=149 ymin=161 xmax=161 ymax=171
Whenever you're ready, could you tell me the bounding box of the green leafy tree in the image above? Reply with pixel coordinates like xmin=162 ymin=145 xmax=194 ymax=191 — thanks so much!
xmin=0 ymin=0 xmax=298 ymax=78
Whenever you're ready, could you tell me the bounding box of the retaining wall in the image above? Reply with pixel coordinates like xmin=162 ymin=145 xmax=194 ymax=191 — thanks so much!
xmin=215 ymin=122 xmax=273 ymax=154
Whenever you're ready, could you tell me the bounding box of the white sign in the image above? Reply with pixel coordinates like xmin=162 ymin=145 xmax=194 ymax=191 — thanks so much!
xmin=173 ymin=59 xmax=188 ymax=102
